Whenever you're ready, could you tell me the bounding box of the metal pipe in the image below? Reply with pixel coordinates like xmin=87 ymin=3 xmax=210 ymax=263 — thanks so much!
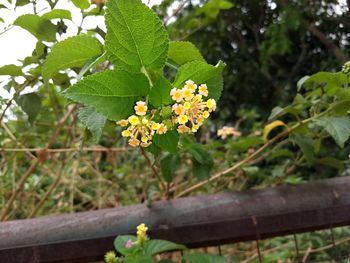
xmin=1 ymin=176 xmax=350 ymax=263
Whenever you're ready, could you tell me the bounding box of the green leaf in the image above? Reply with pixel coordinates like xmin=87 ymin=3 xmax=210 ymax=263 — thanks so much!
xmin=313 ymin=116 xmax=350 ymax=148
xmin=329 ymin=99 xmax=350 ymax=115
xmin=144 ymin=239 xmax=185 ymax=256
xmin=173 ymin=60 xmax=225 ymax=100
xmin=16 ymin=0 xmax=30 ymax=7
xmin=153 ymin=130 xmax=179 ymax=153
xmin=43 ymin=35 xmax=103 ymax=81
xmin=314 ymin=157 xmax=344 ymax=170
xmin=114 ymin=235 xmax=137 ymax=256
xmin=105 ymin=0 xmax=169 ymax=72
xmin=77 ymin=106 xmax=106 ymax=143
xmin=71 ymin=0 xmax=90 ymax=10
xmin=16 ymin=93 xmax=41 ymax=123
xmin=303 ymin=72 xmax=347 ymax=93
xmin=149 ymin=74 xmax=173 ymax=107
xmin=77 ymin=52 xmax=107 ymax=80
xmin=183 ymin=253 xmax=227 ymax=263
xmin=168 ymin=41 xmax=205 ymax=65
xmin=64 ymin=70 xmax=150 ymax=120
xmin=0 ymin=64 xmax=22 ymax=76
xmin=268 ymin=106 xmax=285 ymax=121
xmin=185 ymin=143 xmax=213 ymax=180
xmin=41 ymin=9 xmax=72 ymax=20
xmin=14 ymin=14 xmax=57 ymax=42
xmin=289 ymin=133 xmax=314 ymax=164
xmin=160 ymin=153 xmax=180 ymax=182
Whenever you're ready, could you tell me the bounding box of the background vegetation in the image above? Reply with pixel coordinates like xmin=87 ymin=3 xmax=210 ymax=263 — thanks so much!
xmin=0 ymin=0 xmax=350 ymax=262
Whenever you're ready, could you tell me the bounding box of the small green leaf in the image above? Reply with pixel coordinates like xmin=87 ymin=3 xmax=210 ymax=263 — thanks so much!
xmin=105 ymin=0 xmax=169 ymax=72
xmin=303 ymin=72 xmax=347 ymax=93
xmin=314 ymin=157 xmax=344 ymax=170
xmin=71 ymin=0 xmax=90 ymax=10
xmin=329 ymin=99 xmax=350 ymax=115
xmin=160 ymin=153 xmax=180 ymax=182
xmin=114 ymin=235 xmax=137 ymax=256
xmin=183 ymin=252 xmax=227 ymax=263
xmin=43 ymin=35 xmax=103 ymax=81
xmin=16 ymin=0 xmax=30 ymax=7
xmin=268 ymin=106 xmax=285 ymax=121
xmin=314 ymin=116 xmax=350 ymax=148
xmin=289 ymin=133 xmax=314 ymax=164
xmin=192 ymin=159 xmax=212 ymax=180
xmin=168 ymin=41 xmax=205 ymax=65
xmin=173 ymin=61 xmax=225 ymax=100
xmin=149 ymin=74 xmax=173 ymax=107
xmin=41 ymin=9 xmax=72 ymax=20
xmin=77 ymin=106 xmax=106 ymax=143
xmin=16 ymin=92 xmax=41 ymax=123
xmin=153 ymin=131 xmax=179 ymax=153
xmin=64 ymin=70 xmax=150 ymax=120
xmin=14 ymin=14 xmax=57 ymax=42
xmin=144 ymin=239 xmax=185 ymax=256
xmin=0 ymin=64 xmax=22 ymax=76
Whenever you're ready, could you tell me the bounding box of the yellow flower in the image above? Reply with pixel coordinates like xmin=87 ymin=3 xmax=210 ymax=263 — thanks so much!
xmin=141 ymin=136 xmax=149 ymax=143
xmin=134 ymin=101 xmax=147 ymax=116
xmin=182 ymin=88 xmax=194 ymax=101
xmin=172 ymin=104 xmax=185 ymax=115
xmin=157 ymin=123 xmax=168 ymax=134
xmin=184 ymin=80 xmax=197 ymax=91
xmin=104 ymin=251 xmax=118 ymax=263
xmin=183 ymin=102 xmax=191 ymax=110
xmin=178 ymin=115 xmax=189 ymax=125
xmin=151 ymin=122 xmax=160 ymax=130
xmin=117 ymin=119 xmax=128 ymax=127
xmin=128 ymin=137 xmax=140 ymax=147
xmin=122 ymin=130 xmax=131 ymax=137
xmin=136 ymin=223 xmax=148 ymax=245
xmin=192 ymin=124 xmax=199 ymax=132
xmin=203 ymin=111 xmax=210 ymax=119
xmin=206 ymin=99 xmax=216 ymax=111
xmin=177 ymin=125 xmax=190 ymax=134
xmin=170 ymin=88 xmax=183 ymax=102
xmin=128 ymin=115 xmax=140 ymax=125
xmin=198 ymin=84 xmax=208 ymax=97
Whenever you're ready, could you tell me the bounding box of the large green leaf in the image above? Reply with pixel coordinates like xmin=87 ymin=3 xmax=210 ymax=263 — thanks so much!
xmin=149 ymin=74 xmax=173 ymax=107
xmin=77 ymin=106 xmax=106 ymax=143
xmin=289 ymin=133 xmax=315 ymax=164
xmin=0 ymin=64 xmax=22 ymax=76
xmin=41 ymin=9 xmax=72 ymax=20
xmin=105 ymin=0 xmax=169 ymax=72
xmin=16 ymin=92 xmax=41 ymax=123
xmin=64 ymin=70 xmax=150 ymax=120
xmin=314 ymin=116 xmax=350 ymax=148
xmin=160 ymin=153 xmax=180 ymax=183
xmin=114 ymin=235 xmax=137 ymax=256
xmin=173 ymin=61 xmax=225 ymax=100
xmin=183 ymin=253 xmax=227 ymax=263
xmin=153 ymin=130 xmax=179 ymax=153
xmin=14 ymin=14 xmax=57 ymax=42
xmin=144 ymin=239 xmax=185 ymax=256
xmin=43 ymin=35 xmax=103 ymax=81
xmin=168 ymin=41 xmax=205 ymax=65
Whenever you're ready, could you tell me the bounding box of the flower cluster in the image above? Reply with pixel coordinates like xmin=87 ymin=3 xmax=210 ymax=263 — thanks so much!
xmin=117 ymin=80 xmax=216 ymax=147
xmin=117 ymin=101 xmax=168 ymax=148
xmin=104 ymin=251 xmax=120 ymax=263
xmin=136 ymin=223 xmax=148 ymax=245
xmin=171 ymin=80 xmax=216 ymax=133
xmin=217 ymin=126 xmax=241 ymax=139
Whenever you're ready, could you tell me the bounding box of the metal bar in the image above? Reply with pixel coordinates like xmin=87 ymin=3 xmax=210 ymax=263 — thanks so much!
xmin=1 ymin=176 xmax=350 ymax=263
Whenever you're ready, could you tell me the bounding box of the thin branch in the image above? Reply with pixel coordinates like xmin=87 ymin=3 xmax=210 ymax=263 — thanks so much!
xmin=140 ymin=147 xmax=166 ymax=192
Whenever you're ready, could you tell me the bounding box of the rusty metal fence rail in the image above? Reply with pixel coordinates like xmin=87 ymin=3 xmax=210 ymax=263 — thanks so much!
xmin=1 ymin=176 xmax=350 ymax=263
